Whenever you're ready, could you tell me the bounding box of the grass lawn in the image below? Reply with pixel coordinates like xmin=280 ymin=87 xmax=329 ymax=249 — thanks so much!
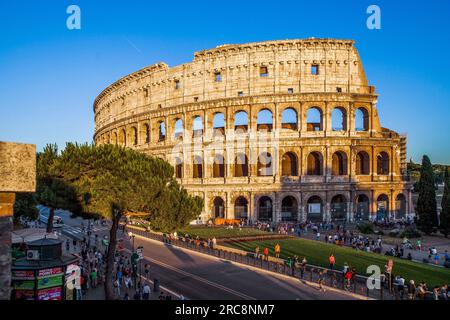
xmin=177 ymin=226 xmax=272 ymax=239
xmin=225 ymin=238 xmax=450 ymax=287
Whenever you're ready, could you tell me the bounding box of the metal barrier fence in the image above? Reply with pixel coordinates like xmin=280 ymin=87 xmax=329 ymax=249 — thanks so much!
xmin=126 ymin=226 xmax=416 ymax=300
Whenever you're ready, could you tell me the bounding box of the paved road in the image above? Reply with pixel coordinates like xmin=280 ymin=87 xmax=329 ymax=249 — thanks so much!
xmin=123 ymin=232 xmax=357 ymax=300
xmin=38 ymin=205 xmax=358 ymax=300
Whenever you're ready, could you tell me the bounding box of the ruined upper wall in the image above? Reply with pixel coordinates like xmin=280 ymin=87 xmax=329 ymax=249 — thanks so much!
xmin=94 ymin=38 xmax=373 ymax=131
xmin=0 ymin=142 xmax=36 ymax=193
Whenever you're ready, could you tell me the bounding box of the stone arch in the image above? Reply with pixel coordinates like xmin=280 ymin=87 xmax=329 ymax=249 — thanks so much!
xmin=234 ymin=153 xmax=249 ymax=177
xmin=306 ymin=195 xmax=323 ymax=222
xmin=234 ymin=110 xmax=248 ymax=133
xmin=355 ymin=107 xmax=369 ymax=131
xmin=376 ymin=194 xmax=389 ymax=221
xmin=158 ymin=121 xmax=166 ymax=141
xmin=332 ymin=107 xmax=347 ymax=131
xmin=193 ymin=115 xmax=203 ymax=138
xmin=212 ymin=112 xmax=225 ymax=137
xmin=332 ymin=151 xmax=348 ymax=176
xmin=281 ymin=107 xmax=298 ymax=130
xmin=212 ymin=196 xmax=225 ymax=219
xmin=355 ymin=193 xmax=370 ymax=221
xmin=193 ymin=155 xmax=203 ymax=178
xmin=234 ymin=196 xmax=248 ymax=219
xmin=118 ymin=128 xmax=126 ymax=146
xmin=257 ymin=108 xmax=273 ymax=132
xmin=306 ymin=107 xmax=323 ymax=131
xmin=129 ymin=126 xmax=138 ymax=146
xmin=281 ymin=196 xmax=298 ymax=221
xmin=330 ymin=194 xmax=347 ymax=222
xmin=140 ymin=123 xmax=150 ymax=144
xmin=377 ymin=151 xmax=390 ymax=175
xmin=356 ymin=151 xmax=370 ymax=175
xmin=307 ymin=151 xmax=323 ymax=175
xmin=212 ymin=154 xmax=225 ymax=178
xmin=175 ymin=157 xmax=183 ymax=179
xmin=174 ymin=118 xmax=184 ymax=140
xmin=281 ymin=152 xmax=298 ymax=176
xmin=258 ymin=196 xmax=273 ymax=221
xmin=257 ymin=152 xmax=273 ymax=176
xmin=395 ymin=193 xmax=407 ymax=220
xmin=112 ymin=131 xmax=118 ymax=145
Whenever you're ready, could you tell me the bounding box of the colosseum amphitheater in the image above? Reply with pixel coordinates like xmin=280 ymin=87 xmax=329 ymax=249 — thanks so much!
xmin=93 ymin=38 xmax=413 ymax=224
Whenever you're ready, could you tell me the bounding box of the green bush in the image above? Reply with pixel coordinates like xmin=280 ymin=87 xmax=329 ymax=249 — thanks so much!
xmin=400 ymin=227 xmax=422 ymax=239
xmin=357 ymin=222 xmax=375 ymax=234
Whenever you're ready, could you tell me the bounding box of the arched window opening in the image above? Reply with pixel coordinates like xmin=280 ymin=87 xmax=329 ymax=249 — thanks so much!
xmin=281 ymin=196 xmax=298 ymax=221
xmin=158 ymin=121 xmax=166 ymax=141
xmin=355 ymin=194 xmax=370 ymax=221
xmin=376 ymin=194 xmax=389 ymax=221
xmin=193 ymin=155 xmax=203 ymax=178
xmin=258 ymin=196 xmax=273 ymax=221
xmin=234 ymin=197 xmax=248 ymax=219
xmin=175 ymin=157 xmax=183 ymax=179
xmin=174 ymin=119 xmax=183 ymax=140
xmin=213 ymin=154 xmax=225 ymax=178
xmin=234 ymin=111 xmax=248 ymax=133
xmin=281 ymin=108 xmax=298 ymax=130
xmin=257 ymin=109 xmax=273 ymax=132
xmin=307 ymin=152 xmax=323 ymax=175
xmin=332 ymin=107 xmax=347 ymax=131
xmin=118 ymin=129 xmax=126 ymax=146
xmin=307 ymin=196 xmax=323 ymax=222
xmin=356 ymin=151 xmax=370 ymax=175
xmin=395 ymin=194 xmax=407 ymax=220
xmin=257 ymin=152 xmax=273 ymax=176
xmin=193 ymin=116 xmax=203 ymax=138
xmin=330 ymin=195 xmax=347 ymax=222
xmin=377 ymin=152 xmax=390 ymax=175
xmin=112 ymin=132 xmax=118 ymax=145
xmin=143 ymin=124 xmax=150 ymax=144
xmin=306 ymin=107 xmax=323 ymax=131
xmin=332 ymin=151 xmax=348 ymax=176
xmin=281 ymin=152 xmax=298 ymax=176
xmin=213 ymin=113 xmax=225 ymax=137
xmin=213 ymin=197 xmax=225 ymax=219
xmin=234 ymin=153 xmax=249 ymax=177
xmin=131 ymin=127 xmax=138 ymax=146
xmin=355 ymin=107 xmax=369 ymax=131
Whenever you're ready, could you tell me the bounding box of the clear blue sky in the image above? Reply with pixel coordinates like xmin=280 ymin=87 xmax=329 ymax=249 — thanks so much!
xmin=1 ymin=0 xmax=449 ymax=164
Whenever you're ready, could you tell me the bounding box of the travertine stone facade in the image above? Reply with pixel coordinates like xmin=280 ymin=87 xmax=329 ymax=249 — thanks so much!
xmin=93 ymin=38 xmax=413 ymax=223
xmin=0 ymin=142 xmax=36 ymax=300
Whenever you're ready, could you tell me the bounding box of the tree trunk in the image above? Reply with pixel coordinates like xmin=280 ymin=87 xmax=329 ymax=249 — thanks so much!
xmin=104 ymin=211 xmax=121 ymax=300
xmin=46 ymin=207 xmax=54 ymax=233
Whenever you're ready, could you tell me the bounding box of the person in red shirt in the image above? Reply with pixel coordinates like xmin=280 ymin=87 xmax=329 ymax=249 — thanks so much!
xmin=329 ymin=254 xmax=335 ymax=270
xmin=263 ymin=247 xmax=269 ymax=261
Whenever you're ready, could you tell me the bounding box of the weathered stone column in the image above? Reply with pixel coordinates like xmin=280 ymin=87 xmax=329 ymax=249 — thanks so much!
xmin=0 ymin=142 xmax=36 ymax=300
xmin=0 ymin=193 xmax=14 ymax=300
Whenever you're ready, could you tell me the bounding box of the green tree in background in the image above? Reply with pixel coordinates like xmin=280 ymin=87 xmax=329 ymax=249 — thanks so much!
xmin=13 ymin=193 xmax=39 ymax=224
xmin=416 ymin=155 xmax=438 ymax=234
xmin=439 ymin=168 xmax=450 ymax=237
xmin=36 ymin=144 xmax=80 ymax=233
xmin=41 ymin=142 xmax=202 ymax=299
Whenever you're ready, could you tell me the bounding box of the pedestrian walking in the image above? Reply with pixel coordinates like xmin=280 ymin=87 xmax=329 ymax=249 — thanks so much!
xmin=144 ymin=264 xmax=150 ymax=280
xmin=263 ymin=247 xmax=269 ymax=261
xmin=274 ymin=243 xmax=281 ymax=258
xmin=328 ymin=254 xmax=335 ymax=270
xmin=317 ymin=270 xmax=326 ymax=292
xmin=142 ymin=283 xmax=151 ymax=300
xmin=255 ymin=246 xmax=260 ymax=259
xmin=300 ymin=257 xmax=307 ymax=279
